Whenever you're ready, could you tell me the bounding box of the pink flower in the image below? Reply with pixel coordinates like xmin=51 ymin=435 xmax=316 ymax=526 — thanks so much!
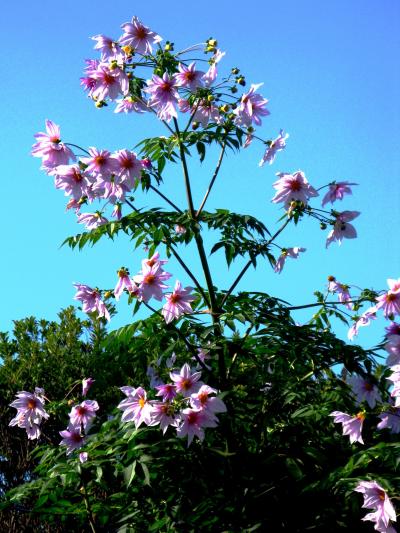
xmin=32 ymin=119 xmax=75 ymax=171
xmin=69 ymin=400 xmax=99 ymax=430
xmin=259 ymin=130 xmax=289 ymax=166
xmin=375 ymin=279 xmax=400 ymax=319
xmin=114 ymin=96 xmax=147 ymax=114
xmin=190 ymin=385 xmax=227 ymax=415
xmin=176 ymin=408 xmax=217 ymax=446
xmin=82 ymin=378 xmax=95 ymax=397
xmin=321 ymin=181 xmax=357 ymax=207
xmin=274 ymin=247 xmax=306 ymax=274
xmin=202 ymin=49 xmax=225 ymax=86
xmin=81 ymin=147 xmax=119 ymax=178
xmin=118 ymin=16 xmax=162 ymax=55
xmin=234 ymin=83 xmax=270 ymax=127
xmin=328 ymin=277 xmax=353 ymax=310
xmin=178 ymin=98 xmax=221 ymax=127
xmin=73 ymin=283 xmax=110 ymax=321
xmin=347 ymin=375 xmax=382 ymax=408
xmin=9 ymin=388 xmax=49 ymax=440
xmin=59 ymin=424 xmax=86 ymax=455
xmin=114 ymin=267 xmax=136 ymax=300
xmin=377 ymin=405 xmax=400 ymax=434
xmin=175 ymin=62 xmax=205 ymax=90
xmin=347 ymin=308 xmax=377 ymax=340
xmin=155 ymin=383 xmax=177 ymax=402
xmin=170 ymin=363 xmax=202 ymax=396
xmin=272 ymin=171 xmax=318 ymax=208
xmin=77 ymin=212 xmax=108 ymax=230
xmin=330 ymin=410 xmax=365 ymax=444
xmin=90 ymin=62 xmax=129 ymax=101
xmin=92 ymin=34 xmax=121 ymax=61
xmin=145 ymin=73 xmax=179 ymax=122
xmin=326 ymin=210 xmax=360 ymax=248
xmin=134 ymin=262 xmax=171 ymax=302
xmin=113 ymin=149 xmax=143 ymax=189
xmin=52 ymin=164 xmax=91 ymax=200
xmin=117 ymin=386 xmax=153 ymax=428
xmin=355 ymin=481 xmax=397 ymax=532
xmin=149 ymin=401 xmax=180 ymax=434
xmin=162 ymin=281 xmax=195 ymax=324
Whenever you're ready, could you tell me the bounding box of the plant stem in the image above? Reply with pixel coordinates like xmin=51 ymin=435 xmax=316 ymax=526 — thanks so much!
xmin=196 ymin=140 xmax=226 ymax=218
xmin=173 ymin=118 xmax=226 ymax=384
xmin=81 ymin=476 xmax=96 ymax=533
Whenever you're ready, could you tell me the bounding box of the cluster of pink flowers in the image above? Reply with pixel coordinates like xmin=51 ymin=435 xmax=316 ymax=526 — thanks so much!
xmin=354 ymin=481 xmax=397 ymax=533
xmin=32 ymin=120 xmax=147 ymax=225
xmin=59 ymin=380 xmax=99 ymax=456
xmin=73 ymin=252 xmax=194 ymax=324
xmin=118 ymin=362 xmax=226 ymax=446
xmin=9 ymin=388 xmax=49 ymax=440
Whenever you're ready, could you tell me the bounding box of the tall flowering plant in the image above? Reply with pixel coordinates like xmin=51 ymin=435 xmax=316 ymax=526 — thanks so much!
xmin=4 ymin=15 xmax=399 ymax=532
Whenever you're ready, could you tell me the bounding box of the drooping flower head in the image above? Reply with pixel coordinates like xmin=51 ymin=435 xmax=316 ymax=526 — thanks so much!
xmin=77 ymin=212 xmax=109 ymax=230
xmin=73 ymin=283 xmax=110 ymax=321
xmin=328 ymin=276 xmax=353 ymax=309
xmin=259 ymin=130 xmax=289 ymax=166
xmin=92 ymin=34 xmax=121 ymax=61
xmin=321 ymin=181 xmax=357 ymax=207
xmin=119 ymin=16 xmax=162 ymax=55
xmin=32 ymin=120 xmax=75 ymax=171
xmin=330 ymin=410 xmax=365 ymax=444
xmin=347 ymin=308 xmax=377 ymax=340
xmin=274 ymin=247 xmax=306 ymax=274
xmin=82 ymin=378 xmax=95 ymax=397
xmin=326 ymin=210 xmax=360 ymax=248
xmin=114 ymin=267 xmax=136 ymax=300
xmin=354 ymin=481 xmax=397 ymax=532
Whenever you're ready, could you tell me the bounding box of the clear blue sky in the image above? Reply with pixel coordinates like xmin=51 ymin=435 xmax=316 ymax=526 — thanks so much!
xmin=1 ymin=0 xmax=399 ymax=351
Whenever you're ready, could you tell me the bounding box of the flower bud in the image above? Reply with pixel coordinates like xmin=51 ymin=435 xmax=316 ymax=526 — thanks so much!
xmin=231 ymin=67 xmax=240 ymax=75
xmin=192 ymin=121 xmax=200 ymax=130
xmin=230 ymin=86 xmax=238 ymax=94
xmin=207 ymin=94 xmax=215 ymax=102
xmin=164 ymin=41 xmax=174 ymax=52
xmin=236 ymin=76 xmax=246 ymax=86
